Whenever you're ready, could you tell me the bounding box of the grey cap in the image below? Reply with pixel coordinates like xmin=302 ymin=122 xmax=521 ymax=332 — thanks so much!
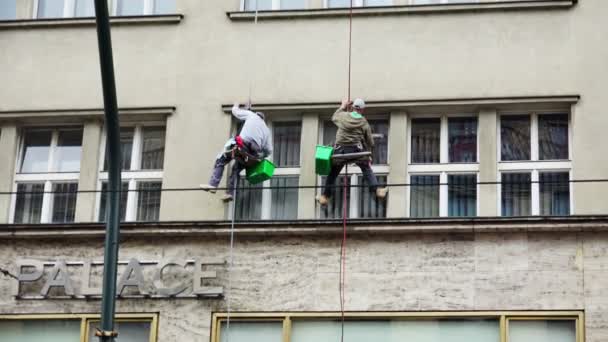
xmin=256 ymin=112 xmax=265 ymax=120
xmin=353 ymin=98 xmax=366 ymax=109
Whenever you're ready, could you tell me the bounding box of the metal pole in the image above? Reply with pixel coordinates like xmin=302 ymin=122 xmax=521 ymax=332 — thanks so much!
xmin=94 ymin=1 xmax=122 ymax=341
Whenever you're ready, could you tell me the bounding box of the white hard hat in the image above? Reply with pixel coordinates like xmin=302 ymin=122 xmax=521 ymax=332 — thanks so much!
xmin=353 ymin=98 xmax=366 ymax=109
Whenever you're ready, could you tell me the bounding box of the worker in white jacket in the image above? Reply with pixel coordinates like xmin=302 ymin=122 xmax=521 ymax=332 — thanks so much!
xmin=200 ymin=102 xmax=273 ymax=202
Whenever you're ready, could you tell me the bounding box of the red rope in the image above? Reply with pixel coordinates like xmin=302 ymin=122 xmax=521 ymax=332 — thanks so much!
xmin=340 ymin=165 xmax=348 ymax=342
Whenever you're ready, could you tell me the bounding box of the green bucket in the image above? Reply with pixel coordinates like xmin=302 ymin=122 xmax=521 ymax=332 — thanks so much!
xmin=315 ymin=145 xmax=334 ymax=176
xmin=246 ymin=159 xmax=275 ymax=184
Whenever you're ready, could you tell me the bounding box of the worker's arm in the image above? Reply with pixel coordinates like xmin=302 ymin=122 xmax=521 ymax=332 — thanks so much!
xmin=331 ymin=99 xmax=351 ymax=123
xmin=232 ymin=102 xmax=254 ymax=121
xmin=364 ymin=123 xmax=375 ymax=150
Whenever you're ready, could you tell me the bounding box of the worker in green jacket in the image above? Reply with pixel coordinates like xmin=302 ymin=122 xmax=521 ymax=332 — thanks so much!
xmin=318 ymin=98 xmax=388 ymax=206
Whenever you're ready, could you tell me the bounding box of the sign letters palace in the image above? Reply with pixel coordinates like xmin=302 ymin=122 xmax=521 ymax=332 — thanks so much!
xmin=13 ymin=258 xmax=225 ymax=300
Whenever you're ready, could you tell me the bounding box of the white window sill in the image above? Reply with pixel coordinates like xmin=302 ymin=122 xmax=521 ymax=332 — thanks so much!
xmin=0 ymin=14 xmax=183 ymax=29
xmin=227 ymin=1 xmax=576 ymax=21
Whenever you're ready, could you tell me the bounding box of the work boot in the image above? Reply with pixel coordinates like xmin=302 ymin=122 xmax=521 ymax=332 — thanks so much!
xmin=221 ymin=193 xmax=234 ymax=202
xmin=200 ymin=184 xmax=217 ymax=194
xmin=376 ymin=187 xmax=388 ymax=199
xmin=317 ymin=195 xmax=329 ymax=206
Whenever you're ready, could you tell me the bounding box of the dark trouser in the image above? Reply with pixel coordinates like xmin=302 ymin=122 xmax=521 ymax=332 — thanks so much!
xmin=209 ymin=139 xmax=261 ymax=195
xmin=322 ymin=145 xmax=379 ymax=198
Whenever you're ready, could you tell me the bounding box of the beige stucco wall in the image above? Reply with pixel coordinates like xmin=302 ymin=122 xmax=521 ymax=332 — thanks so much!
xmin=1 ymin=230 xmax=607 ymax=341
xmin=0 ymin=0 xmax=607 ymax=221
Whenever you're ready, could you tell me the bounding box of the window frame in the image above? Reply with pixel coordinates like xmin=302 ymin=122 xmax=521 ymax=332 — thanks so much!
xmin=232 ymin=117 xmax=303 ymax=221
xmin=211 ymin=311 xmax=584 ymax=342
xmin=324 ymin=0 xmax=394 ymax=8
xmin=497 ymin=111 xmax=573 ymax=216
xmin=241 ymin=0 xmax=308 ymax=11
xmin=10 ymin=126 xmax=83 ymax=224
xmin=96 ymin=123 xmax=165 ymax=222
xmin=316 ymin=114 xmax=390 ymax=219
xmin=407 ymin=113 xmax=480 ymax=218
xmin=0 ymin=313 xmax=158 ymax=342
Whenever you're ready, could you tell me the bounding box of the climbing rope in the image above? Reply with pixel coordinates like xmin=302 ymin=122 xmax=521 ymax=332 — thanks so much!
xmin=340 ymin=2 xmax=355 ymax=341
xmin=248 ymin=0 xmax=260 ymax=107
xmin=225 ymin=183 xmax=238 ymax=342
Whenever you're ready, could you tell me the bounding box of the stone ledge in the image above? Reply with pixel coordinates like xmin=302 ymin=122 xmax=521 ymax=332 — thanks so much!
xmin=0 ymin=107 xmax=175 ymax=122
xmin=0 ymin=216 xmax=605 ymax=240
xmin=221 ymin=95 xmax=580 ymax=114
xmin=227 ymin=1 xmax=577 ymax=21
xmin=0 ymin=14 xmax=183 ymax=29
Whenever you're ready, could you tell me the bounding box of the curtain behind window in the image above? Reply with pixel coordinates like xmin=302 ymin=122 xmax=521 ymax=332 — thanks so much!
xmin=540 ymin=172 xmax=570 ymax=216
xmin=358 ymin=175 xmax=387 ymax=218
xmin=410 ymin=175 xmax=440 ymax=218
xmin=448 ymin=117 xmax=477 ymax=163
xmin=273 ymin=122 xmax=301 ymax=167
xmin=271 ymin=176 xmax=298 ymax=220
xmin=0 ymin=0 xmax=16 ymax=20
xmin=51 ymin=183 xmax=78 ymax=223
xmin=411 ymin=118 xmax=440 ymax=163
xmin=321 ymin=176 xmax=350 ymax=219
xmin=236 ymin=178 xmax=263 ymax=220
xmin=501 ymin=173 xmax=531 ymax=216
xmin=448 ymin=174 xmax=476 ymax=217
xmin=0 ymin=319 xmax=81 ymax=341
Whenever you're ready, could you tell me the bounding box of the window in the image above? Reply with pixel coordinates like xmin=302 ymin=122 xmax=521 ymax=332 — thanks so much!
xmin=0 ymin=314 xmax=157 ymax=342
xmin=409 ymin=0 xmax=479 ymax=5
xmin=327 ymin=0 xmax=393 ymax=8
xmin=12 ymin=128 xmax=83 ymax=224
xmin=212 ymin=312 xmax=582 ymax=342
xmin=0 ymin=0 xmax=16 ymax=20
xmin=114 ymin=0 xmax=175 ymax=16
xmin=98 ymin=125 xmax=165 ymax=222
xmin=35 ymin=0 xmax=95 ymax=18
xmin=409 ymin=115 xmax=478 ymax=218
xmin=243 ymin=0 xmax=307 ymax=11
xmin=235 ymin=121 xmax=301 ymax=221
xmin=319 ymin=117 xmax=389 ymax=219
xmin=499 ymin=113 xmax=571 ymax=216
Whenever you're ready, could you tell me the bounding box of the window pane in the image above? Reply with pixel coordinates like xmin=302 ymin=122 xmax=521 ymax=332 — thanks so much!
xmin=154 ymin=0 xmax=175 ymax=14
xmin=358 ymin=175 xmax=387 ymax=218
xmin=501 ymin=173 xmax=531 ymax=216
xmin=539 ymin=114 xmax=569 ymax=160
xmin=37 ymin=0 xmax=65 ymax=18
xmin=0 ymin=0 xmax=16 ymax=20
xmin=540 ymin=172 xmax=570 ymax=216
xmin=87 ymin=321 xmax=151 ymax=342
xmin=220 ymin=322 xmax=282 ymax=342
xmin=14 ymin=183 xmax=44 ymax=224
xmin=273 ymin=122 xmax=301 ymax=167
xmin=410 ymin=175 xmax=440 ymax=218
xmin=51 ymin=183 xmax=77 ymax=223
xmin=21 ymin=129 xmax=52 ymax=173
xmin=55 ymin=129 xmax=82 ymax=172
xmin=99 ymin=182 xmax=129 ymax=222
xmin=327 ymin=0 xmax=350 ymax=7
xmin=364 ymin=0 xmax=392 ymax=6
xmin=235 ymin=177 xmax=263 ymax=220
xmin=271 ymin=176 xmax=298 ymax=220
xmin=75 ymin=0 xmax=95 ymax=17
xmin=280 ymin=0 xmax=307 ymax=10
xmin=448 ymin=174 xmax=476 ymax=217
xmin=0 ymin=319 xmax=81 ymax=342
xmin=411 ymin=118 xmax=440 ymax=163
xmin=449 ymin=117 xmax=477 ymax=163
xmin=509 ymin=320 xmax=576 ymax=342
xmin=141 ymin=127 xmax=165 ymax=170
xmin=323 ymin=120 xmax=338 ymax=146
xmin=320 ymin=175 xmax=351 ymax=219
xmin=369 ymin=119 xmax=389 ymax=165
xmin=137 ymin=182 xmax=162 ymax=221
xmin=116 ymin=0 xmax=145 ymax=15
xmin=244 ymin=0 xmax=273 ymax=10
xmin=104 ymin=128 xmax=134 ymax=171
xmin=501 ymin=115 xmax=530 ymax=161
xmin=292 ymin=319 xmax=499 ymax=342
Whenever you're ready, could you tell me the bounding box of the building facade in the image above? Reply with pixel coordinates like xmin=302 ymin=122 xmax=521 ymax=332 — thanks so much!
xmin=0 ymin=0 xmax=607 ymax=341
